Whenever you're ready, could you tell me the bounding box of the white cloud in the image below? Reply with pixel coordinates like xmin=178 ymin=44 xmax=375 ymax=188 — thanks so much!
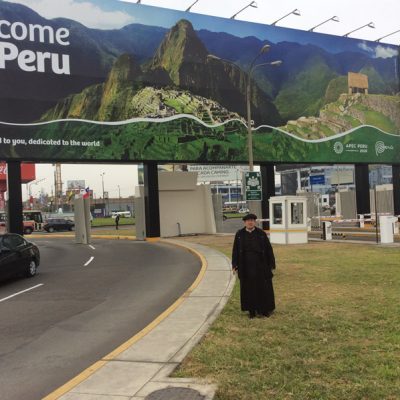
xmin=374 ymin=45 xmax=398 ymax=59
xmin=358 ymin=42 xmax=374 ymax=53
xmin=11 ymin=0 xmax=135 ymax=29
xmin=358 ymin=42 xmax=398 ymax=59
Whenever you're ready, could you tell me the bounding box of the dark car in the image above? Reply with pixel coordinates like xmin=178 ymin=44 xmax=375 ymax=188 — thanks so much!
xmin=44 ymin=218 xmax=74 ymax=233
xmin=0 ymin=234 xmax=40 ymax=281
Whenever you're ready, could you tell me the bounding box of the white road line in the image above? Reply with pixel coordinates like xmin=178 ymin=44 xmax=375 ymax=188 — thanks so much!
xmin=0 ymin=284 xmax=44 ymax=303
xmin=89 ymin=245 xmax=96 ymax=250
xmin=84 ymin=256 xmax=95 ymax=267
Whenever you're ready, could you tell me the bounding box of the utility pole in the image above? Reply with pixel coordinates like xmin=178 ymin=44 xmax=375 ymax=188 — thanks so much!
xmin=53 ymin=164 xmax=62 ymax=212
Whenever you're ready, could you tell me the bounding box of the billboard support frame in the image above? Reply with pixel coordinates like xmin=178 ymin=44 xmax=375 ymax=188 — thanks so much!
xmin=6 ymin=161 xmax=23 ymax=235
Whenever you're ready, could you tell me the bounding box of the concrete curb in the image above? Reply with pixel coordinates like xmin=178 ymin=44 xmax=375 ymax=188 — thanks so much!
xmin=44 ymin=239 xmax=234 ymax=400
xmin=30 ymin=234 xmax=136 ymax=240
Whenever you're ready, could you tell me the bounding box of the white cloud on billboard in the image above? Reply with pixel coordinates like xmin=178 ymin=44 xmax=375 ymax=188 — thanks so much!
xmin=358 ymin=42 xmax=398 ymax=59
xmin=374 ymin=45 xmax=398 ymax=59
xmin=12 ymin=0 xmax=135 ymax=29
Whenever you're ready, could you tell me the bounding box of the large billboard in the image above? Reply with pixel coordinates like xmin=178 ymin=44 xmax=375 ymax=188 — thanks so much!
xmin=0 ymin=0 xmax=399 ymax=164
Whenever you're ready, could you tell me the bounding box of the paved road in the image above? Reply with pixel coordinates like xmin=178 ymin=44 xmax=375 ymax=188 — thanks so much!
xmin=0 ymin=238 xmax=201 ymax=400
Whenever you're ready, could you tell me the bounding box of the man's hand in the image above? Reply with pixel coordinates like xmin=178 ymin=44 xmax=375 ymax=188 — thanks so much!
xmin=232 ymin=266 xmax=238 ymax=275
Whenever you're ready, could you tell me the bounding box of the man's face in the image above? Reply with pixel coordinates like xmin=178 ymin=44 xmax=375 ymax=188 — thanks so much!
xmin=244 ymin=219 xmax=256 ymax=230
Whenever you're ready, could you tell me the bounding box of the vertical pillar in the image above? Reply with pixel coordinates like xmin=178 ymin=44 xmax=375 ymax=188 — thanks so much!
xmin=393 ymin=164 xmax=400 ymax=216
xmin=260 ymin=164 xmax=275 ymax=230
xmin=6 ymin=161 xmax=23 ymax=235
xmin=143 ymin=162 xmax=160 ymax=240
xmin=355 ymin=164 xmax=370 ymax=215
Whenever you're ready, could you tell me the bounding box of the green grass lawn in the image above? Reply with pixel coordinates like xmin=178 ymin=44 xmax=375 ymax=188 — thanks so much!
xmin=224 ymin=212 xmax=243 ymax=219
xmin=174 ymin=236 xmax=400 ymax=400
xmin=91 ymin=217 xmax=135 ymax=227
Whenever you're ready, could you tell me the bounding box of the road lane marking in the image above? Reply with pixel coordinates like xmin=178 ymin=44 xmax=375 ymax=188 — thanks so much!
xmin=43 ymin=240 xmax=207 ymax=400
xmin=89 ymin=245 xmax=96 ymax=250
xmin=84 ymin=257 xmax=95 ymax=267
xmin=0 ymin=284 xmax=44 ymax=303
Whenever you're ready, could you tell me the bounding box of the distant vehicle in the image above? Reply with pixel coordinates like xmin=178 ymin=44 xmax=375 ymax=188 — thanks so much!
xmin=111 ymin=211 xmax=132 ymax=218
xmin=0 ymin=210 xmax=44 ymax=234
xmin=238 ymin=208 xmax=250 ymax=214
xmin=0 ymin=234 xmax=40 ymax=281
xmin=44 ymin=218 xmax=74 ymax=233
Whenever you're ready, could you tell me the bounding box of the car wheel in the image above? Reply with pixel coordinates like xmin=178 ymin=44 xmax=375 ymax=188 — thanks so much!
xmin=24 ymin=227 xmax=33 ymax=235
xmin=26 ymin=260 xmax=37 ymax=277
xmin=48 ymin=227 xmax=55 ymax=233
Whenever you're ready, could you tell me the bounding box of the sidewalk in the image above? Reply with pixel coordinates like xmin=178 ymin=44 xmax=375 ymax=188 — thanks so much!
xmin=47 ymin=239 xmax=235 ymax=400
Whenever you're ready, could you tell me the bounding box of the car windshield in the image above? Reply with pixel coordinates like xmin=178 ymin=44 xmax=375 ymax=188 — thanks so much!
xmin=1 ymin=235 xmax=25 ymax=250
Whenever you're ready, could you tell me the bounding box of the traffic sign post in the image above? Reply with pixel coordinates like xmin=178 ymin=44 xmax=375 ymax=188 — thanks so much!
xmin=245 ymin=172 xmax=262 ymax=201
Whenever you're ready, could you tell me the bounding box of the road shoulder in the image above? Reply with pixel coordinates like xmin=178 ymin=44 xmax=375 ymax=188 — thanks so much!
xmin=44 ymin=239 xmax=234 ymax=400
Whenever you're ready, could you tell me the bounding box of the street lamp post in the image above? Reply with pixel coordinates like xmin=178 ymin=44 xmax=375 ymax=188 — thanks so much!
xmin=271 ymin=9 xmax=301 ymax=26
xmin=207 ymin=48 xmax=282 ymax=216
xmin=309 ymin=16 xmax=340 ymax=32
xmin=186 ymin=0 xmax=200 ymax=12
xmin=375 ymin=29 xmax=400 ymax=42
xmin=230 ymin=1 xmax=257 ymax=19
xmin=27 ymin=178 xmax=46 ymax=209
xmin=100 ymin=172 xmax=105 ymax=216
xmin=343 ymin=22 xmax=375 ymax=37
xmin=207 ymin=47 xmax=282 ymax=172
xmin=118 ymin=185 xmax=121 ymax=211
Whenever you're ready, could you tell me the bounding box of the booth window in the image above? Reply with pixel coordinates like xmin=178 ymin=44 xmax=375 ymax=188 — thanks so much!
xmin=273 ymin=203 xmax=283 ymax=224
xmin=291 ymin=202 xmax=304 ymax=224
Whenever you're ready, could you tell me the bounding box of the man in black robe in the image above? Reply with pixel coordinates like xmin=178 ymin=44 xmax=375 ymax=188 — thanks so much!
xmin=232 ymin=213 xmax=276 ymax=319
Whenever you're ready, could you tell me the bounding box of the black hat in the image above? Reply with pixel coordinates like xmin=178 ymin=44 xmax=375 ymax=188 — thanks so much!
xmin=242 ymin=213 xmax=257 ymax=221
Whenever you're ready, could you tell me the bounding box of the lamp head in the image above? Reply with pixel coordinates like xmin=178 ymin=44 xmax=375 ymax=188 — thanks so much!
xmin=293 ymin=9 xmax=301 ymax=16
xmin=270 ymin=60 xmax=283 ymax=66
xmin=368 ymin=22 xmax=375 ymax=29
xmin=206 ymin=54 xmax=221 ymax=61
xmin=332 ymin=16 xmax=340 ymax=22
xmin=260 ymin=44 xmax=271 ymax=54
xmin=250 ymin=1 xmax=258 ymax=8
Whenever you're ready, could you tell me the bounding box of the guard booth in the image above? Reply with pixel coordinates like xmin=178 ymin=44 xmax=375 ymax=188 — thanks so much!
xmin=269 ymin=196 xmax=308 ymax=244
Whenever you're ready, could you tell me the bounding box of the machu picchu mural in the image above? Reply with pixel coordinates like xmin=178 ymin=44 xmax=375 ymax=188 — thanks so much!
xmin=0 ymin=0 xmax=399 ymax=163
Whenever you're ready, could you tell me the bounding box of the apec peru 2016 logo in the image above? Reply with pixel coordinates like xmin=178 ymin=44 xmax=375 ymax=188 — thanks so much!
xmin=333 ymin=142 xmax=344 ymax=154
xmin=375 ymin=141 xmax=394 ymax=156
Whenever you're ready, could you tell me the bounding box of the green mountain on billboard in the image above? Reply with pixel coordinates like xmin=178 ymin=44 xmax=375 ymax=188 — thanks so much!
xmin=199 ymin=30 xmax=398 ymax=119
xmin=42 ymin=19 xmax=282 ymax=126
xmin=41 ymin=53 xmax=243 ymax=124
xmin=150 ymin=19 xmax=208 ymax=85
xmin=146 ymin=19 xmax=282 ymax=126
xmin=274 ymin=54 xmax=338 ymax=121
xmin=0 ymin=1 xmax=398 ymax=127
xmin=280 ymin=93 xmax=400 ymax=139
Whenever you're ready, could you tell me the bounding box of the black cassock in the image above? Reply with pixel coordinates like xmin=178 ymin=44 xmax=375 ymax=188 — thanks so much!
xmin=232 ymin=227 xmax=276 ymax=314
